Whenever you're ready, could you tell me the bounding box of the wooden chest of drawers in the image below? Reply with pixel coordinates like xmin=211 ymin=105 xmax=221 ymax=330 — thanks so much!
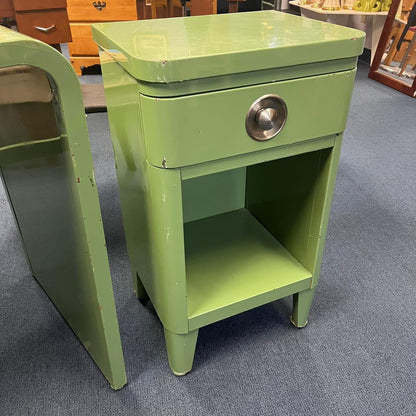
xmin=3 ymin=0 xmax=72 ymax=45
xmin=67 ymin=0 xmax=137 ymax=75
xmin=0 ymin=0 xmax=14 ymax=17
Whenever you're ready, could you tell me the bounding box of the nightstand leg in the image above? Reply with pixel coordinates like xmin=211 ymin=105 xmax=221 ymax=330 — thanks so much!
xmin=290 ymin=287 xmax=316 ymax=328
xmin=164 ymin=327 xmax=199 ymax=376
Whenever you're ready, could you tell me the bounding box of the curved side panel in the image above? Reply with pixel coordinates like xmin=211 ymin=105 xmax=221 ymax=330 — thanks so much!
xmin=0 ymin=27 xmax=126 ymax=389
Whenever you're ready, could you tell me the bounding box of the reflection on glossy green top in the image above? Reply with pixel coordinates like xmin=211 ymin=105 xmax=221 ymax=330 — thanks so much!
xmin=91 ymin=11 xmax=365 ymax=83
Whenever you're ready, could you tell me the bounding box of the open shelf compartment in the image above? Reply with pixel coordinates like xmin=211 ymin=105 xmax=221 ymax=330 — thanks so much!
xmin=182 ymin=147 xmax=335 ymax=330
xmin=185 ymin=209 xmax=312 ymax=329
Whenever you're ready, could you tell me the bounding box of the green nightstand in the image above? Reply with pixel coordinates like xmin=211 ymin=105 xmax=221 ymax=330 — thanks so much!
xmin=0 ymin=27 xmax=126 ymax=389
xmin=92 ymin=11 xmax=365 ymax=375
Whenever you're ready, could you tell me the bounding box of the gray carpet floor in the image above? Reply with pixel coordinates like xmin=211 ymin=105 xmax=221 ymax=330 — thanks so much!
xmin=1 ymin=62 xmax=415 ymax=415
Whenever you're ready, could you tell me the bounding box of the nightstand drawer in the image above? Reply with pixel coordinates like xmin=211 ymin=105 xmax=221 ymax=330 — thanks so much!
xmin=13 ymin=0 xmax=67 ymax=11
xmin=67 ymin=0 xmax=137 ymax=22
xmin=68 ymin=24 xmax=99 ymax=56
xmin=140 ymin=70 xmax=356 ymax=168
xmin=16 ymin=9 xmax=72 ymax=44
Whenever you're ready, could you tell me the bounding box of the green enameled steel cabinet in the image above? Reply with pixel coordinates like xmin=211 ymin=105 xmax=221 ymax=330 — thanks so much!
xmin=0 ymin=27 xmax=126 ymax=388
xmin=92 ymin=11 xmax=365 ymax=375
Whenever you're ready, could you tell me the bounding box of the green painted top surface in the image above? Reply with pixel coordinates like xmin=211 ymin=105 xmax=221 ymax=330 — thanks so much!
xmin=91 ymin=11 xmax=365 ymax=83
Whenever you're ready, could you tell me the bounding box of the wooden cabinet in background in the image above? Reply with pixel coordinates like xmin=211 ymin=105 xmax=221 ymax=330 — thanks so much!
xmin=66 ymin=0 xmax=217 ymax=74
xmin=67 ymin=0 xmax=138 ymax=75
xmin=0 ymin=0 xmax=14 ymax=17
xmin=1 ymin=0 xmax=72 ymax=46
xmin=191 ymin=0 xmax=216 ymax=14
xmin=137 ymin=0 xmax=217 ymax=19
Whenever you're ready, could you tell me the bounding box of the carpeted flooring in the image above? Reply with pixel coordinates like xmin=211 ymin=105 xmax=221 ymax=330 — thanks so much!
xmin=0 ymin=62 xmax=415 ymax=416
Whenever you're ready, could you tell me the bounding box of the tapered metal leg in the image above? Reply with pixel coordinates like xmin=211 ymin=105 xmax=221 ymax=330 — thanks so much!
xmin=290 ymin=287 xmax=316 ymax=328
xmin=164 ymin=327 xmax=199 ymax=376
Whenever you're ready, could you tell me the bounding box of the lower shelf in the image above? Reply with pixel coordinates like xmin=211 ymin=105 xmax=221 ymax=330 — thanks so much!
xmin=184 ymin=209 xmax=312 ymax=329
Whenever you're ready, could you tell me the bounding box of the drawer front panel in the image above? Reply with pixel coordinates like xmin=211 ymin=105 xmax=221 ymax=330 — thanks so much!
xmin=0 ymin=0 xmax=15 ymax=16
xmin=13 ymin=0 xmax=67 ymax=11
xmin=140 ymin=70 xmax=356 ymax=168
xmin=67 ymin=0 xmax=137 ymax=21
xmin=16 ymin=10 xmax=72 ymax=45
xmin=68 ymin=23 xmax=99 ymax=56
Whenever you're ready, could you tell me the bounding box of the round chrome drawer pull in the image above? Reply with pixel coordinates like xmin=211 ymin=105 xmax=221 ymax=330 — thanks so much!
xmin=246 ymin=94 xmax=287 ymax=141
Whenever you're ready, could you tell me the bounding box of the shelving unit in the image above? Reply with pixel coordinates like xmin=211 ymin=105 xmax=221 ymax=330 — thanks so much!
xmin=290 ymin=1 xmax=388 ymax=62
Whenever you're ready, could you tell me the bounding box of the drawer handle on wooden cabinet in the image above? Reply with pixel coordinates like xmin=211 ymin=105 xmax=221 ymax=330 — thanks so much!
xmin=34 ymin=25 xmax=56 ymax=33
xmin=93 ymin=1 xmax=107 ymax=10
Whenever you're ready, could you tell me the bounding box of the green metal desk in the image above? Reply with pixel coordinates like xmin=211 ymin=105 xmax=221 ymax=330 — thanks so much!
xmin=0 ymin=28 xmax=126 ymax=389
xmin=92 ymin=11 xmax=365 ymax=375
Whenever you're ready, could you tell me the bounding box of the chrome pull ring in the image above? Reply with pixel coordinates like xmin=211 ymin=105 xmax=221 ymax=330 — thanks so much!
xmin=246 ymin=94 xmax=287 ymax=141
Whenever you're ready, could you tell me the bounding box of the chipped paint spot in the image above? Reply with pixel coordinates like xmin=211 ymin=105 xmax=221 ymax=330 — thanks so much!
xmin=161 ymin=60 xmax=168 ymax=66
xmin=77 ymin=177 xmax=81 ymax=183
xmin=89 ymin=177 xmax=95 ymax=187
xmin=162 ymin=158 xmax=167 ymax=168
